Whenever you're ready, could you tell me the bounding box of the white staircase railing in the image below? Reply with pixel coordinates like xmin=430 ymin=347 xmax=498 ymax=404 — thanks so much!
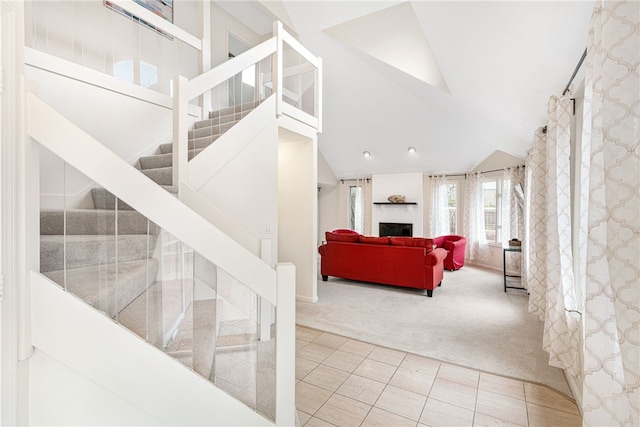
xmin=27 ymin=92 xmax=296 ymax=425
xmin=26 ymin=14 xmax=321 ymax=424
xmin=172 ymin=21 xmax=323 ymax=191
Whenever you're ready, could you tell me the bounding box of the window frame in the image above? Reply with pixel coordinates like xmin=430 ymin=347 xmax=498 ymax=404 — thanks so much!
xmin=480 ymin=174 xmax=504 ymax=245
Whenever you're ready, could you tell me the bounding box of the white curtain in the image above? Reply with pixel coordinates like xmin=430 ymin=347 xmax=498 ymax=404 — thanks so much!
xmin=429 ymin=175 xmax=452 ymax=236
xmin=463 ymin=172 xmax=488 ymax=261
xmin=502 ymin=166 xmax=525 ymax=273
xmin=351 ymin=178 xmax=372 ymax=235
xmin=523 ymin=96 xmax=580 ymax=376
xmin=523 ymin=131 xmax=545 ymax=294
xmin=581 ymin=1 xmax=639 ymax=424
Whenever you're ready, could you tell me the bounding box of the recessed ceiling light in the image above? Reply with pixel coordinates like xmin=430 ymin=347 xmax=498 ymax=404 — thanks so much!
xmin=408 ymin=147 xmax=416 ymax=153
xmin=363 ymin=151 xmax=371 ymax=157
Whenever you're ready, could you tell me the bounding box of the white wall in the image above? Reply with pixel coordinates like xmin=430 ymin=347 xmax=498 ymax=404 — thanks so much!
xmin=278 ymin=130 xmax=318 ymax=303
xmin=318 ymin=185 xmax=341 ymax=245
xmin=196 ymin=122 xmax=279 ymax=260
xmin=28 ymin=351 xmax=164 ymax=426
xmin=472 ymin=150 xmax=523 ymax=173
xmin=209 ymin=3 xmax=265 ymax=112
xmin=317 ymin=151 xmax=339 ymax=246
xmin=318 ymin=151 xmax=337 ymax=187
xmin=372 ymin=172 xmax=424 ymax=237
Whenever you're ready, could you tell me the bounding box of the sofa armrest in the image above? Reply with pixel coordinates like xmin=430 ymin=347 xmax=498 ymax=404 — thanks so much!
xmin=425 ymin=248 xmax=447 ymax=266
xmin=318 ymin=244 xmax=327 ymax=256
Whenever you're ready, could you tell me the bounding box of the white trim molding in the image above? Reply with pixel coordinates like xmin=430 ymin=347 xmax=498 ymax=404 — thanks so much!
xmin=1 ymin=1 xmax=31 ymax=425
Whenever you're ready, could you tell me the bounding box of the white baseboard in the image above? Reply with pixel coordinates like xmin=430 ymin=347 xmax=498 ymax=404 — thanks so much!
xmin=296 ymin=295 xmax=318 ymax=304
xmin=564 ymin=370 xmax=583 ymax=416
xmin=465 ymin=260 xmax=503 ymax=273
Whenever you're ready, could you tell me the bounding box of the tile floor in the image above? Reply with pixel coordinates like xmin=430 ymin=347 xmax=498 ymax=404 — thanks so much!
xmin=295 ymin=326 xmax=581 ymax=427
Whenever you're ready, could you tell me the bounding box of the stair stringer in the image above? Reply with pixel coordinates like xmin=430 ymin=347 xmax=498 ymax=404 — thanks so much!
xmin=188 ymin=95 xmax=276 ymax=191
xmin=30 ymin=272 xmax=272 ymax=426
xmin=27 ymin=93 xmax=276 ymax=305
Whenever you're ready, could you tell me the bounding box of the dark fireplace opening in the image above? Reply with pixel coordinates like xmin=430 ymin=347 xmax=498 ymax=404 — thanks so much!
xmin=379 ymin=222 xmax=413 ymax=237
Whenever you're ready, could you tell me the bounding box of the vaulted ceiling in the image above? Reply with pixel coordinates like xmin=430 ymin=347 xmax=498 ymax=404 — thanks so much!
xmin=217 ymin=1 xmax=594 ymax=179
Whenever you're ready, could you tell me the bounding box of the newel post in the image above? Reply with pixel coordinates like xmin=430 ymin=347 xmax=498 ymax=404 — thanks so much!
xmin=172 ymin=75 xmax=188 ymax=197
xmin=272 ymin=21 xmax=283 ymax=118
xmin=316 ymin=56 xmax=323 ymax=133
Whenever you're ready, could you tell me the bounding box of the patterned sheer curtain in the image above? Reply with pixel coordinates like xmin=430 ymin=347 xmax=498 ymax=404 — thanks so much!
xmin=523 ymin=131 xmax=545 ymax=294
xmin=502 ymin=166 xmax=525 ymax=272
xmin=429 ymin=175 xmax=452 ymax=236
xmin=523 ymin=96 xmax=580 ymax=377
xmin=351 ymin=178 xmax=372 ymax=235
xmin=463 ymin=172 xmax=488 ymax=261
xmin=501 ymin=167 xmax=524 ymax=244
xmin=580 ymin=1 xmax=639 ymax=424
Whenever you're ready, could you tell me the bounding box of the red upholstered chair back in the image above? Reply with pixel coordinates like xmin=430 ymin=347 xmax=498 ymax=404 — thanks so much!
xmin=434 ymin=235 xmax=467 ymax=271
xmin=331 ymin=229 xmax=359 ymax=235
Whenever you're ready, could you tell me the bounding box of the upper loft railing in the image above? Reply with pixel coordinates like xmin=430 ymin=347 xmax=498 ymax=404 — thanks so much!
xmin=172 ymin=21 xmax=323 ymax=191
xmin=26 ymin=0 xmax=202 ymax=98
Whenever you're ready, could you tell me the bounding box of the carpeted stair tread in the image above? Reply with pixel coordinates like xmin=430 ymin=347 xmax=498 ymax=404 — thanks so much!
xmin=139 ymin=152 xmax=173 ymax=170
xmin=160 ymin=138 xmax=217 ymax=155
xmin=208 ymin=100 xmax=261 ymax=119
xmin=117 ymin=280 xmax=165 ymax=347
xmin=138 ymin=150 xmax=203 ymax=170
xmin=91 ymin=188 xmax=134 ymax=210
xmin=91 ymin=186 xmax=176 ymax=210
xmin=41 ymin=209 xmax=159 ymax=236
xmin=193 ymin=112 xmax=237 ymax=129
xmin=40 ymin=234 xmax=157 ymax=273
xmin=194 ymin=111 xmax=251 ymax=129
xmin=141 ymin=166 xmax=173 ymax=186
xmin=188 ymin=121 xmax=237 ymax=140
xmin=163 ymin=185 xmax=178 ymax=194
xmin=44 ymin=258 xmax=159 ymax=318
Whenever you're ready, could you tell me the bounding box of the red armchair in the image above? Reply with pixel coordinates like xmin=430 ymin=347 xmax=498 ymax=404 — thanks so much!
xmin=433 ymin=235 xmax=467 ymax=271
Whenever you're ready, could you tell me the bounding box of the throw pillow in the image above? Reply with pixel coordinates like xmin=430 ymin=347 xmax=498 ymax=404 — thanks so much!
xmin=358 ymin=236 xmax=390 ymax=245
xmin=326 ymin=231 xmax=359 ymax=243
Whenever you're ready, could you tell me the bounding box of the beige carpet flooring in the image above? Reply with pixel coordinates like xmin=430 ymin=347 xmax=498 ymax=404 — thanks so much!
xmin=297 ymin=265 xmax=572 ymax=397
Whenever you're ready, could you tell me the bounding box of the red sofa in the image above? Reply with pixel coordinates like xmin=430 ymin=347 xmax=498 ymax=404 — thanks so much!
xmin=318 ymin=230 xmax=447 ymax=297
xmin=433 ymin=235 xmax=467 ymax=271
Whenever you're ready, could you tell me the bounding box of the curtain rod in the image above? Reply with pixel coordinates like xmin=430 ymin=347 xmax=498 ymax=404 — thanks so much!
xmin=344 ymin=166 xmax=526 ymax=183
xmin=427 ymin=173 xmax=466 ymax=179
xmin=429 ymin=165 xmax=525 ymax=179
xmin=562 ymin=48 xmax=587 ymax=96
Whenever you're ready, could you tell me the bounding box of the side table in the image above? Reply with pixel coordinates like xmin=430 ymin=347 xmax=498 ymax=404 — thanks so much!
xmin=503 ymin=246 xmax=525 ymax=292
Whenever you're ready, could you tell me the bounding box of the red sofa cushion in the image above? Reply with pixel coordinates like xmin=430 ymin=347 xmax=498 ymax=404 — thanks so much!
xmin=326 ymin=231 xmax=359 ymax=243
xmin=389 ymin=237 xmax=434 ymax=252
xmin=358 ymin=235 xmax=390 ymax=245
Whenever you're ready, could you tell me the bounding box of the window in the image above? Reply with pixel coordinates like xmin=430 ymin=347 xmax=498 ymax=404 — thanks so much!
xmin=446 ymin=182 xmax=457 ymax=234
xmin=431 ymin=178 xmax=460 ymax=236
xmin=113 ymin=59 xmax=158 ymax=88
xmin=482 ymin=179 xmax=499 ymax=242
xmin=349 ymin=186 xmax=364 ymax=234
